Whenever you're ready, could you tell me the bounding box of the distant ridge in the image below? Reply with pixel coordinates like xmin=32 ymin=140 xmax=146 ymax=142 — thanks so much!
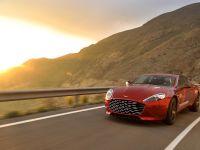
xmin=0 ymin=3 xmax=199 ymax=89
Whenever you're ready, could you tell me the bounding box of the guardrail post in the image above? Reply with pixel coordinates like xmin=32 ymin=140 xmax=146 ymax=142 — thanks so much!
xmin=75 ymin=95 xmax=79 ymax=106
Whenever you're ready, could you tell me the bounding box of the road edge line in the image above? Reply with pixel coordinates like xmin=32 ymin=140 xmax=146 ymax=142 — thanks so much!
xmin=0 ymin=105 xmax=105 ymax=129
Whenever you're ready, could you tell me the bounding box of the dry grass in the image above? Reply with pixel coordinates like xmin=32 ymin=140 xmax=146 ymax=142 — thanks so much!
xmin=0 ymin=94 xmax=105 ymax=119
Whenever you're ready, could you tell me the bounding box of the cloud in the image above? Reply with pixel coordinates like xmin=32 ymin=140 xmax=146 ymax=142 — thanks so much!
xmin=0 ymin=0 xmax=199 ymax=40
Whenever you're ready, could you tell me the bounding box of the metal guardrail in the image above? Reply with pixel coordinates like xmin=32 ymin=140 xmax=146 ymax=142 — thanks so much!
xmin=0 ymin=84 xmax=199 ymax=103
xmin=0 ymin=87 xmax=111 ymax=102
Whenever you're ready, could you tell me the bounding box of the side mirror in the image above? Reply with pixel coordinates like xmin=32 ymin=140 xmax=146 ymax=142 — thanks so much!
xmin=126 ymin=81 xmax=131 ymax=87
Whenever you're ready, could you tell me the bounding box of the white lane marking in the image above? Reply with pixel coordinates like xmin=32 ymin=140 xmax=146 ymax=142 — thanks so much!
xmin=0 ymin=105 xmax=105 ymax=129
xmin=165 ymin=116 xmax=200 ymax=150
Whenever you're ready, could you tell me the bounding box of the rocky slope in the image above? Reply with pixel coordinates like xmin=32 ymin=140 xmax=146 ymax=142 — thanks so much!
xmin=0 ymin=3 xmax=199 ymax=89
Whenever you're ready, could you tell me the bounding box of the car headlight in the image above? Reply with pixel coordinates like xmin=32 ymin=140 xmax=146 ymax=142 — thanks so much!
xmin=105 ymin=89 xmax=113 ymax=100
xmin=143 ymin=93 xmax=166 ymax=103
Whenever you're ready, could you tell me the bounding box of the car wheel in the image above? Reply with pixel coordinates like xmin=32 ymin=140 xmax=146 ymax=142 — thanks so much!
xmin=189 ymin=95 xmax=199 ymax=112
xmin=164 ymin=98 xmax=177 ymax=125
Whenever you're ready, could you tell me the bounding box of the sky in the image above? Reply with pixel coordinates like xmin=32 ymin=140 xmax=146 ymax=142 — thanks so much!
xmin=0 ymin=0 xmax=199 ymax=71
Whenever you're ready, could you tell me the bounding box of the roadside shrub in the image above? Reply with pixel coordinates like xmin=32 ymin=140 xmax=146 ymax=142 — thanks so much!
xmin=4 ymin=111 xmax=20 ymax=118
xmin=79 ymin=96 xmax=89 ymax=105
xmin=65 ymin=96 xmax=74 ymax=106
xmin=37 ymin=107 xmax=49 ymax=113
xmin=42 ymin=99 xmax=57 ymax=109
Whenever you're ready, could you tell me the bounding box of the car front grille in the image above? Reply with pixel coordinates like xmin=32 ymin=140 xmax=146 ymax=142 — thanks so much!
xmin=109 ymin=99 xmax=144 ymax=115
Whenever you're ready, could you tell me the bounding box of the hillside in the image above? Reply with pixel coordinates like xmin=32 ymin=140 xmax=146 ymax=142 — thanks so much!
xmin=0 ymin=3 xmax=200 ymax=90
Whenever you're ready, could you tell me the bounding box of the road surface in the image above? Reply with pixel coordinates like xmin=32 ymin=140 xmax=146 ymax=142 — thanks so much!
xmin=0 ymin=104 xmax=199 ymax=150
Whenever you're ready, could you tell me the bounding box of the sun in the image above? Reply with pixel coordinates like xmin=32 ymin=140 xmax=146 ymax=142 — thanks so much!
xmin=0 ymin=17 xmax=95 ymax=72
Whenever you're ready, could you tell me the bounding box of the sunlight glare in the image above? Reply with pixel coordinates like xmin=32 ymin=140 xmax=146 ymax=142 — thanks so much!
xmin=0 ymin=17 xmax=95 ymax=71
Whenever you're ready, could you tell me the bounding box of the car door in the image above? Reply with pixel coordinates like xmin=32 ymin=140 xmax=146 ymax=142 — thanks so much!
xmin=183 ymin=76 xmax=196 ymax=104
xmin=176 ymin=76 xmax=189 ymax=110
xmin=182 ymin=76 xmax=193 ymax=103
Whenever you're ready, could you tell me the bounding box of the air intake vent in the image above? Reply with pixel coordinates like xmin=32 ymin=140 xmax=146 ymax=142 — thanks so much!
xmin=109 ymin=99 xmax=144 ymax=115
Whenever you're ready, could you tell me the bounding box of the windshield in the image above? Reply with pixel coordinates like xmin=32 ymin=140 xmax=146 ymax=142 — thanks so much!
xmin=133 ymin=75 xmax=176 ymax=87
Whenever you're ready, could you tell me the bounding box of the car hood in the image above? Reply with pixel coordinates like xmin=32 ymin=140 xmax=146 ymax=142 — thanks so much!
xmin=112 ymin=84 xmax=173 ymax=102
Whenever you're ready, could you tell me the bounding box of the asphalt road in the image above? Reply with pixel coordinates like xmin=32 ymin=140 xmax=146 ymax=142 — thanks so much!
xmin=0 ymin=104 xmax=199 ymax=150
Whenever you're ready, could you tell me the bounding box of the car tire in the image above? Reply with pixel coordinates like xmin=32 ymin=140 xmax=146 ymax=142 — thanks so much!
xmin=164 ymin=98 xmax=177 ymax=125
xmin=189 ymin=95 xmax=199 ymax=112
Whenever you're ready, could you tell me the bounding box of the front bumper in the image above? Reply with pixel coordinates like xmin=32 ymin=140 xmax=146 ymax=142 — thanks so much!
xmin=105 ymin=98 xmax=171 ymax=121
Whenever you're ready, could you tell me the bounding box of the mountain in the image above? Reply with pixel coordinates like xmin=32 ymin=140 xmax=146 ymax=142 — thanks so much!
xmin=0 ymin=3 xmax=199 ymax=90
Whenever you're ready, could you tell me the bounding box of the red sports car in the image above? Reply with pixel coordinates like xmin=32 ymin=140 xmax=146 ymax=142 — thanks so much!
xmin=105 ymin=74 xmax=199 ymax=125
